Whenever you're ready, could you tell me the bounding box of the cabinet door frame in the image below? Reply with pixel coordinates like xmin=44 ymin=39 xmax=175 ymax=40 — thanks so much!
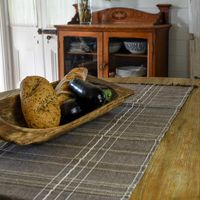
xmin=103 ymin=32 xmax=154 ymax=77
xmin=57 ymin=31 xmax=103 ymax=79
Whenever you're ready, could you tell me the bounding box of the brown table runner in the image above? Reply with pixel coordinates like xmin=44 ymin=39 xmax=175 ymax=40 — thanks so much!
xmin=0 ymin=84 xmax=193 ymax=200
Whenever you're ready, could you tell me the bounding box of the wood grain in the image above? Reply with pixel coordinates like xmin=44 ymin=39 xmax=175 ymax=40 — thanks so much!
xmin=56 ymin=24 xmax=170 ymax=79
xmin=105 ymin=77 xmax=200 ymax=200
xmin=91 ymin=7 xmax=163 ymax=25
xmin=70 ymin=4 xmax=171 ymax=25
xmin=130 ymin=88 xmax=200 ymax=199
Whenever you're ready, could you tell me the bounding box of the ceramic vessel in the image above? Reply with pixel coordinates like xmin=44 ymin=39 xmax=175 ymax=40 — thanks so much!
xmin=116 ymin=65 xmax=147 ymax=77
xmin=124 ymin=39 xmax=147 ymax=54
xmin=109 ymin=42 xmax=122 ymax=53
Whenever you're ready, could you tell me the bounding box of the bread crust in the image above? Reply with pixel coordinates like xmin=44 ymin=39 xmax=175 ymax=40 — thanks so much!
xmin=55 ymin=67 xmax=88 ymax=105
xmin=20 ymin=76 xmax=61 ymax=128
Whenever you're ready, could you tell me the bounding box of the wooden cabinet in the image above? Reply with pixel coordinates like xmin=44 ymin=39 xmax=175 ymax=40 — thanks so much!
xmin=56 ymin=4 xmax=171 ymax=79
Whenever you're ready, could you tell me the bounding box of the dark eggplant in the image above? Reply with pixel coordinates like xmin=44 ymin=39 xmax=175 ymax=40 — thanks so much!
xmin=60 ymin=98 xmax=83 ymax=124
xmin=69 ymin=78 xmax=115 ymax=111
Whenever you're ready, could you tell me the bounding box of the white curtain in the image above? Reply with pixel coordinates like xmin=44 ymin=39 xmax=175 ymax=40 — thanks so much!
xmin=8 ymin=0 xmax=37 ymax=26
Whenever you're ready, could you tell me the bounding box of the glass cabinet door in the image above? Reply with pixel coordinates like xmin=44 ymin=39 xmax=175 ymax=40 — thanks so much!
xmin=108 ymin=37 xmax=148 ymax=78
xmin=64 ymin=36 xmax=98 ymax=76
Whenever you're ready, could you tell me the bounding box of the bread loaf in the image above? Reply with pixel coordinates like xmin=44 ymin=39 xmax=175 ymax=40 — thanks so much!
xmin=20 ymin=76 xmax=61 ymax=128
xmin=55 ymin=67 xmax=88 ymax=105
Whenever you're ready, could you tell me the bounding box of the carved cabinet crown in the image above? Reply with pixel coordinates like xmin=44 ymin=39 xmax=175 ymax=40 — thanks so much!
xmin=69 ymin=4 xmax=171 ymax=25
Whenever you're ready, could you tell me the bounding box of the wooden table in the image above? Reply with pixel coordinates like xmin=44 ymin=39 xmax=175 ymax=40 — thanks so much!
xmin=0 ymin=77 xmax=199 ymax=199
xmin=106 ymin=77 xmax=200 ymax=200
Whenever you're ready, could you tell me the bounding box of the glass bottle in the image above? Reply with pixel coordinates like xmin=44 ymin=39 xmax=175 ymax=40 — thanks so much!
xmin=77 ymin=0 xmax=92 ymax=25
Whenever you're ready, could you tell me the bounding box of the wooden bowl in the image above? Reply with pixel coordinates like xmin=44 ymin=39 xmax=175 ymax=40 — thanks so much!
xmin=0 ymin=76 xmax=133 ymax=145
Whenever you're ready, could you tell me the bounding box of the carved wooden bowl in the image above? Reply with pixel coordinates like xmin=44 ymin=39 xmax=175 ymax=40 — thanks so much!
xmin=0 ymin=76 xmax=133 ymax=145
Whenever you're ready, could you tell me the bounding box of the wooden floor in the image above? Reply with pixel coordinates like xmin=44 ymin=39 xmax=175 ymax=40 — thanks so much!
xmin=106 ymin=77 xmax=200 ymax=200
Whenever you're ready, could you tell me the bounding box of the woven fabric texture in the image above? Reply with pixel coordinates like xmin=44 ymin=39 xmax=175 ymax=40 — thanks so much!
xmin=0 ymin=84 xmax=193 ymax=200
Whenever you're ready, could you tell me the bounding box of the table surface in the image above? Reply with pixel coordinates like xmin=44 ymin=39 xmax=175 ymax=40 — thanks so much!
xmin=106 ymin=77 xmax=200 ymax=200
xmin=0 ymin=77 xmax=200 ymax=200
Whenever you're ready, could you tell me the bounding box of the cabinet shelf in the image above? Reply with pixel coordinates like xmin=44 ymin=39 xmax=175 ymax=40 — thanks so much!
xmin=111 ymin=53 xmax=147 ymax=58
xmin=66 ymin=52 xmax=97 ymax=56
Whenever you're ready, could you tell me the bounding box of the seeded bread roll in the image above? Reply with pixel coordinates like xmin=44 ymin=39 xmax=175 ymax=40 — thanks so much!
xmin=20 ymin=76 xmax=61 ymax=128
xmin=55 ymin=67 xmax=88 ymax=105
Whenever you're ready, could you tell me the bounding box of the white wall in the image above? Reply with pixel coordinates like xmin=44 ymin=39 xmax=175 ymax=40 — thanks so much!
xmin=66 ymin=0 xmax=77 ymax=23
xmin=189 ymin=0 xmax=200 ymax=78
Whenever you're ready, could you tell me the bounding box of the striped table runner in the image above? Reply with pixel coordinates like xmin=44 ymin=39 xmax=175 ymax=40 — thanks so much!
xmin=0 ymin=84 xmax=193 ymax=200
